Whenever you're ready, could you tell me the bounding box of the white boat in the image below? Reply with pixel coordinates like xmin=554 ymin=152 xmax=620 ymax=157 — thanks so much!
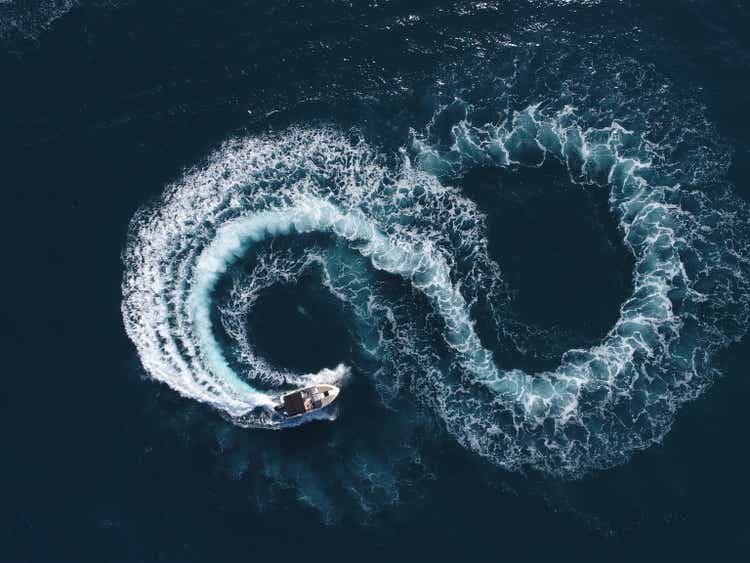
xmin=274 ymin=384 xmax=340 ymax=418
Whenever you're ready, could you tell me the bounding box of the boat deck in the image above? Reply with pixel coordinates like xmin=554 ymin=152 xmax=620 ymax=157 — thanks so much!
xmin=278 ymin=385 xmax=339 ymax=417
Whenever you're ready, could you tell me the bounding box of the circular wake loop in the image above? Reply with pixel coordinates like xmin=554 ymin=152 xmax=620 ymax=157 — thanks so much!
xmin=122 ymin=101 xmax=750 ymax=476
xmin=409 ymin=102 xmax=750 ymax=472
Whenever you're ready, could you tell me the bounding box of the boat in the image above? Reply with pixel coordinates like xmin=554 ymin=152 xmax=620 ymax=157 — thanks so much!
xmin=274 ymin=384 xmax=340 ymax=418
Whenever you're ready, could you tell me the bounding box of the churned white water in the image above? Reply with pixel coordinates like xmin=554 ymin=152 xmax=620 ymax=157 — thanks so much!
xmin=123 ymin=101 xmax=750 ymax=475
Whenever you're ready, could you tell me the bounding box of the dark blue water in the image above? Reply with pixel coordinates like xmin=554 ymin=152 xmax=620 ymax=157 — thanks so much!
xmin=2 ymin=1 xmax=750 ymax=562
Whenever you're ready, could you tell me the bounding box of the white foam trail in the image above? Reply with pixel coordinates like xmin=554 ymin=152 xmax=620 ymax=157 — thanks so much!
xmin=409 ymin=103 xmax=750 ymax=471
xmin=122 ymin=113 xmax=749 ymax=472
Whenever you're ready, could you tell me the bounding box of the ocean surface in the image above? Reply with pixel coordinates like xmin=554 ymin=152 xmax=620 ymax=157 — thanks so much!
xmin=2 ymin=1 xmax=750 ymax=562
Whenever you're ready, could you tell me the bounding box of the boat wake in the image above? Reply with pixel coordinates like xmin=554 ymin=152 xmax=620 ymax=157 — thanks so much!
xmin=122 ymin=57 xmax=750 ymax=479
